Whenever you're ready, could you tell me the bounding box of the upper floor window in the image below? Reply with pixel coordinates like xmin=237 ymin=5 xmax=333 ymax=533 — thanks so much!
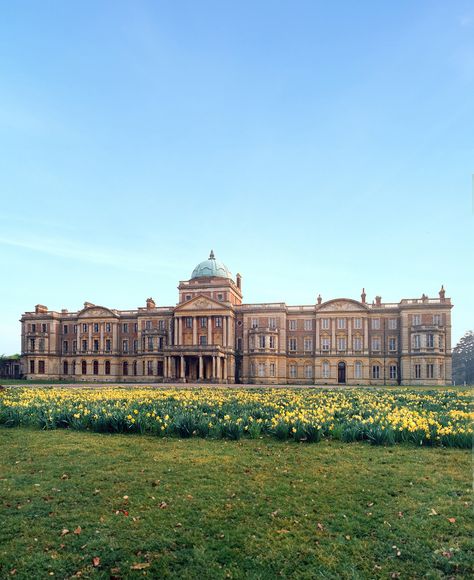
xmin=269 ymin=317 xmax=277 ymax=330
xmin=200 ymin=317 xmax=207 ymax=328
xmin=73 ymin=324 xmax=77 ymax=334
xmin=185 ymin=317 xmax=193 ymax=328
xmin=217 ymin=293 xmax=224 ymax=301
xmin=389 ymin=337 xmax=397 ymax=351
xmin=269 ymin=336 xmax=275 ymax=349
xmin=412 ymin=314 xmax=421 ymax=326
xmin=158 ymin=320 xmax=165 ymax=330
xmin=388 ymin=319 xmax=397 ymax=330
xmin=148 ymin=337 xmax=153 ymax=350
xmin=93 ymin=339 xmax=99 ymax=352
xmin=354 ymin=318 xmax=362 ymax=329
xmin=289 ymin=320 xmax=297 ymax=331
xmin=145 ymin=320 xmax=152 ymax=330
xmin=63 ymin=325 xmax=68 ymax=334
xmin=82 ymin=340 xmax=88 ymax=352
xmin=251 ymin=318 xmax=258 ymax=329
xmin=259 ymin=335 xmax=266 ymax=348
xmin=123 ymin=323 xmax=128 ymax=333
xmin=321 ymin=338 xmax=330 ymax=351
xmin=105 ymin=339 xmax=111 ymax=352
xmin=433 ymin=314 xmax=441 ymax=325
xmin=413 ymin=335 xmax=421 ymax=349
xmin=304 ymin=338 xmax=313 ymax=352
xmin=185 ymin=294 xmax=192 ymax=301
xmin=31 ymin=323 xmax=36 ymax=332
xmin=337 ymin=318 xmax=346 ymax=330
xmin=353 ymin=337 xmax=362 ymax=351
xmin=288 ymin=338 xmax=297 ymax=351
xmin=42 ymin=323 xmax=47 ymax=333
xmin=38 ymin=339 xmax=45 ymax=352
xmin=304 ymin=319 xmax=313 ymax=331
xmin=105 ymin=322 xmax=111 ymax=333
xmin=30 ymin=338 xmax=35 ymax=351
xmin=321 ymin=318 xmax=329 ymax=330
xmin=337 ymin=337 xmax=346 ymax=351
xmin=371 ymin=318 xmax=380 ymax=330
xmin=215 ymin=317 xmax=222 ymax=328
xmin=82 ymin=323 xmax=88 ymax=332
xmin=199 ymin=335 xmax=207 ymax=346
xmin=123 ymin=339 xmax=129 ymax=353
xmin=371 ymin=337 xmax=381 ymax=351
xmin=427 ymin=334 xmax=434 ymax=348
xmin=93 ymin=323 xmax=99 ymax=333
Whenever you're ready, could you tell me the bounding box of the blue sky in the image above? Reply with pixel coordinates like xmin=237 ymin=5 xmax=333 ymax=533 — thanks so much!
xmin=0 ymin=0 xmax=473 ymax=354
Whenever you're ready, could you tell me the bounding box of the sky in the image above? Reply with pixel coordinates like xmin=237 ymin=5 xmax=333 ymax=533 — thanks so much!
xmin=0 ymin=0 xmax=473 ymax=354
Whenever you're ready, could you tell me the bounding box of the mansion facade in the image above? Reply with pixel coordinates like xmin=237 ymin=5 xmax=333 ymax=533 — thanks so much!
xmin=21 ymin=252 xmax=453 ymax=385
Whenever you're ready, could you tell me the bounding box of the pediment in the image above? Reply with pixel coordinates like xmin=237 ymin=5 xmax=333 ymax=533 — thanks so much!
xmin=318 ymin=299 xmax=368 ymax=312
xmin=175 ymin=295 xmax=229 ymax=313
xmin=78 ymin=306 xmax=118 ymax=318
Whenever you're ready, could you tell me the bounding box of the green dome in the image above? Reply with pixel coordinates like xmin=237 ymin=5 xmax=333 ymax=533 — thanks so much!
xmin=191 ymin=251 xmax=232 ymax=280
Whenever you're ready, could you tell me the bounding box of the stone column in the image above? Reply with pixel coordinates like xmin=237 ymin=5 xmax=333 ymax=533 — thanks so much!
xmin=178 ymin=317 xmax=183 ymax=346
xmin=199 ymin=355 xmax=203 ymax=380
xmin=223 ymin=316 xmax=227 ymax=347
xmin=89 ymin=325 xmax=93 ymax=353
xmin=212 ymin=356 xmax=216 ymax=380
xmin=112 ymin=323 xmax=117 ymax=352
xmin=100 ymin=323 xmax=104 ymax=353
xmin=216 ymin=356 xmax=221 ymax=382
xmin=164 ymin=356 xmax=167 ymax=379
xmin=193 ymin=317 xmax=197 ymax=345
xmin=223 ymin=356 xmax=228 ymax=382
xmin=207 ymin=317 xmax=212 ymax=345
xmin=180 ymin=355 xmax=185 ymax=380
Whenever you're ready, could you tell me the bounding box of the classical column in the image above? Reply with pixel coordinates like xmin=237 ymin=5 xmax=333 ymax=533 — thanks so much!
xmin=199 ymin=355 xmax=203 ymax=380
xmin=178 ymin=317 xmax=183 ymax=346
xmin=223 ymin=356 xmax=228 ymax=382
xmin=223 ymin=316 xmax=227 ymax=347
xmin=216 ymin=356 xmax=221 ymax=382
xmin=193 ymin=317 xmax=197 ymax=345
xmin=164 ymin=356 xmax=168 ymax=379
xmin=207 ymin=317 xmax=212 ymax=345
xmin=180 ymin=355 xmax=185 ymax=379
xmin=212 ymin=356 xmax=216 ymax=379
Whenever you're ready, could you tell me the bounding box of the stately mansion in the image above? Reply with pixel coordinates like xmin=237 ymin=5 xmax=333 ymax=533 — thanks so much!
xmin=21 ymin=252 xmax=453 ymax=385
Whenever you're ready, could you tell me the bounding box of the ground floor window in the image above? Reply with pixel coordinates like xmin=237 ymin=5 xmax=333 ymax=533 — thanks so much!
xmin=258 ymin=362 xmax=265 ymax=377
xmin=305 ymin=365 xmax=313 ymax=379
xmin=157 ymin=360 xmax=163 ymax=376
xmin=322 ymin=361 xmax=330 ymax=379
xmin=372 ymin=365 xmax=380 ymax=379
xmin=389 ymin=364 xmax=397 ymax=379
xmin=414 ymin=364 xmax=421 ymax=379
xmin=147 ymin=361 xmax=153 ymax=375
xmin=82 ymin=361 xmax=87 ymax=374
xmin=426 ymin=363 xmax=434 ymax=378
xmin=269 ymin=363 xmax=275 ymax=377
xmin=63 ymin=361 xmax=68 ymax=375
xmin=355 ymin=361 xmax=362 ymax=379
xmin=30 ymin=360 xmax=35 ymax=374
xmin=289 ymin=364 xmax=297 ymax=379
xmin=105 ymin=361 xmax=111 ymax=375
xmin=123 ymin=361 xmax=129 ymax=376
xmin=38 ymin=360 xmax=45 ymax=374
xmin=93 ymin=360 xmax=99 ymax=375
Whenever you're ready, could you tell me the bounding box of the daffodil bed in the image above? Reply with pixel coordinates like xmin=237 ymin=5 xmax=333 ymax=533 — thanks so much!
xmin=1 ymin=387 xmax=472 ymax=448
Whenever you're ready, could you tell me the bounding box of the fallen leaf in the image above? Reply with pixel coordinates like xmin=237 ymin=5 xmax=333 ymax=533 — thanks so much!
xmin=60 ymin=529 xmax=70 ymax=537
xmin=271 ymin=510 xmax=280 ymax=518
xmin=10 ymin=570 xmax=16 ymax=576
xmin=123 ymin=495 xmax=129 ymax=500
xmin=92 ymin=557 xmax=100 ymax=567
xmin=367 ymin=502 xmax=374 ymax=507
xmin=73 ymin=526 xmax=81 ymax=535
xmin=345 ymin=535 xmax=351 ymax=540
xmin=448 ymin=517 xmax=456 ymax=523
xmin=398 ymin=512 xmax=403 ymax=518
xmin=159 ymin=502 xmax=168 ymax=509
xmin=429 ymin=508 xmax=438 ymax=516
xmin=442 ymin=551 xmax=453 ymax=558
xmin=130 ymin=563 xmax=150 ymax=570
xmin=61 ymin=474 xmax=69 ymax=480
xmin=317 ymin=523 xmax=324 ymax=531
xmin=276 ymin=529 xmax=290 ymax=534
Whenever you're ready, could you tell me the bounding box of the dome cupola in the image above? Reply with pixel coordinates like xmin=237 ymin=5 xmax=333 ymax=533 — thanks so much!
xmin=191 ymin=250 xmax=232 ymax=280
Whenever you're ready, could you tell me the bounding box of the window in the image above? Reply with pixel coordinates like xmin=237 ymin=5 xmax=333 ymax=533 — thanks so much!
xmin=30 ymin=338 xmax=35 ymax=351
xmin=289 ymin=320 xmax=297 ymax=331
xmin=269 ymin=363 xmax=276 ymax=377
xmin=337 ymin=318 xmax=346 ymax=330
xmin=304 ymin=338 xmax=313 ymax=352
xmin=371 ymin=337 xmax=381 ymax=351
xmin=123 ymin=361 xmax=129 ymax=376
xmin=133 ymin=361 xmax=138 ymax=376
xmin=123 ymin=339 xmax=129 ymax=353
xmin=289 ymin=364 xmax=297 ymax=379
xmin=158 ymin=320 xmax=164 ymax=330
xmin=413 ymin=314 xmax=421 ymax=326
xmin=39 ymin=360 xmax=46 ymax=374
xmin=145 ymin=320 xmax=152 ymax=330
xmin=354 ymin=318 xmax=362 ymax=330
xmin=93 ymin=323 xmax=99 ymax=333
xmin=353 ymin=337 xmax=362 ymax=351
xmin=321 ymin=338 xmax=330 ymax=351
xmin=72 ymin=340 xmax=77 ymax=354
xmin=105 ymin=339 xmax=111 ymax=352
xmin=199 ymin=335 xmax=207 ymax=346
xmin=105 ymin=361 xmax=111 ymax=375
xmin=82 ymin=323 xmax=88 ymax=332
xmin=105 ymin=323 xmax=111 ymax=332
xmin=81 ymin=360 xmax=87 ymax=375
xmin=148 ymin=337 xmax=153 ymax=351
xmin=147 ymin=361 xmax=153 ymax=376
xmin=304 ymin=319 xmax=313 ymax=331
xmin=63 ymin=340 xmax=68 ymax=354
xmin=157 ymin=361 xmax=163 ymax=376
xmin=215 ymin=317 xmax=222 ymax=328
xmin=93 ymin=339 xmax=99 ymax=352
xmin=123 ymin=323 xmax=128 ymax=333
xmin=337 ymin=337 xmax=346 ymax=351
xmin=426 ymin=364 xmax=434 ymax=379
xmin=249 ymin=336 xmax=255 ymax=349
xmin=31 ymin=323 xmax=36 ymax=332
xmin=372 ymin=365 xmax=380 ymax=379
xmin=73 ymin=324 xmax=77 ymax=334
xmin=72 ymin=361 xmax=76 ymax=375
xmin=39 ymin=339 xmax=45 ymax=352
xmin=30 ymin=360 xmax=35 ymax=374
xmin=258 ymin=363 xmax=265 ymax=377
xmin=322 ymin=361 xmax=330 ymax=379
xmin=389 ymin=337 xmax=397 ymax=351
xmin=414 ymin=364 xmax=421 ymax=379
xmin=185 ymin=294 xmax=192 ymax=301
xmin=371 ymin=318 xmax=380 ymax=330
xmin=413 ymin=335 xmax=421 ymax=349
xmin=93 ymin=360 xmax=99 ymax=375
xmin=355 ymin=361 xmax=362 ymax=379
xmin=82 ymin=340 xmax=88 ymax=352
xmin=237 ymin=338 xmax=242 ymax=351
xmin=433 ymin=314 xmax=441 ymax=325
xmin=438 ymin=335 xmax=443 ymax=349
xmin=269 ymin=317 xmax=276 ymax=330
xmin=389 ymin=365 xmax=397 ymax=380
xmin=200 ymin=317 xmax=207 ymax=328
xmin=185 ymin=317 xmax=193 ymax=328
xmin=133 ymin=339 xmax=138 ymax=353
xmin=269 ymin=336 xmax=275 ymax=348
xmin=259 ymin=335 xmax=266 ymax=348
xmin=388 ymin=319 xmax=397 ymax=330
xmin=288 ymin=338 xmax=297 ymax=351
xmin=427 ymin=334 xmax=434 ymax=348
xmin=63 ymin=325 xmax=68 ymax=334
xmin=42 ymin=323 xmax=47 ymax=333
xmin=321 ymin=319 xmax=329 ymax=330
xmin=251 ymin=318 xmax=258 ymax=329
xmin=217 ymin=293 xmax=224 ymax=301
xmin=305 ymin=365 xmax=313 ymax=379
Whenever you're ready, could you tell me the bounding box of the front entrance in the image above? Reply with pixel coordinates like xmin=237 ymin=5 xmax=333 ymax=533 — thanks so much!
xmin=338 ymin=361 xmax=346 ymax=384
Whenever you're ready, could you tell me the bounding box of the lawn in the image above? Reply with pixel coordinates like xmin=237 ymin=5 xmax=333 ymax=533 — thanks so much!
xmin=0 ymin=429 xmax=472 ymax=579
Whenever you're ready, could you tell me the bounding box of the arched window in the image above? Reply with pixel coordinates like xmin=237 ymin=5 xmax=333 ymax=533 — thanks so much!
xmin=372 ymin=364 xmax=380 ymax=379
xmin=63 ymin=361 xmax=68 ymax=375
xmin=322 ymin=361 xmax=330 ymax=379
xmin=355 ymin=361 xmax=362 ymax=379
xmin=105 ymin=360 xmax=111 ymax=375
xmin=133 ymin=361 xmax=137 ymax=376
xmin=81 ymin=360 xmax=87 ymax=375
xmin=123 ymin=361 xmax=129 ymax=376
xmin=93 ymin=360 xmax=99 ymax=375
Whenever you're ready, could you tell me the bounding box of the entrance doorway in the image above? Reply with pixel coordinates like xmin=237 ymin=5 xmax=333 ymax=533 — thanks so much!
xmin=338 ymin=361 xmax=346 ymax=384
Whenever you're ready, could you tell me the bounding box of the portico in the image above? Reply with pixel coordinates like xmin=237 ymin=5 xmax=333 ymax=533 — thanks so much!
xmin=163 ymin=347 xmax=230 ymax=383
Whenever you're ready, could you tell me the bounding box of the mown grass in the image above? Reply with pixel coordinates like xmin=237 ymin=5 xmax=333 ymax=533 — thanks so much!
xmin=0 ymin=429 xmax=472 ymax=579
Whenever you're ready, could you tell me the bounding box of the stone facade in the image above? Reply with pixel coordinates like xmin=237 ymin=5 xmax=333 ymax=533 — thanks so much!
xmin=20 ymin=253 xmax=453 ymax=385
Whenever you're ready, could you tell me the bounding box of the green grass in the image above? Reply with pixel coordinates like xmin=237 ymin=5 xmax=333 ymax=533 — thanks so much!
xmin=0 ymin=429 xmax=472 ymax=579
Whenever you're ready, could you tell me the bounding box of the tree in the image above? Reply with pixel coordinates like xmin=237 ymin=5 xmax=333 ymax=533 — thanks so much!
xmin=452 ymin=331 xmax=474 ymax=385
